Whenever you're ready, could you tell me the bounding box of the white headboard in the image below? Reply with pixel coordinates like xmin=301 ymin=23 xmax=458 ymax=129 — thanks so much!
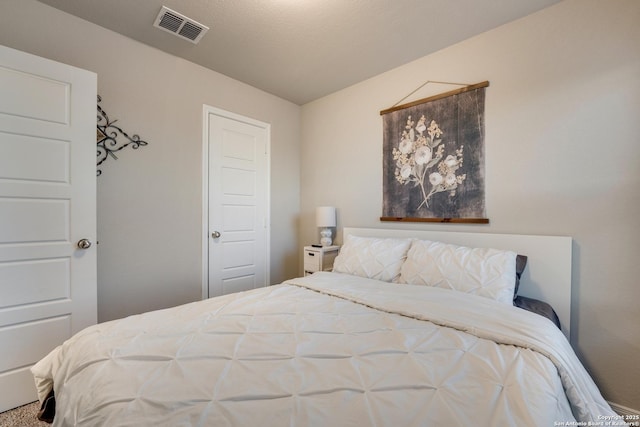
xmin=342 ymin=227 xmax=572 ymax=339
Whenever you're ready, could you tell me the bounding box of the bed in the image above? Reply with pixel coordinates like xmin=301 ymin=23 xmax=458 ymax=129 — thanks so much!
xmin=31 ymin=228 xmax=617 ymax=426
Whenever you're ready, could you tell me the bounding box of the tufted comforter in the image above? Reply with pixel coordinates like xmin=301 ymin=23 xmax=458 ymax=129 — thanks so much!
xmin=32 ymin=272 xmax=615 ymax=426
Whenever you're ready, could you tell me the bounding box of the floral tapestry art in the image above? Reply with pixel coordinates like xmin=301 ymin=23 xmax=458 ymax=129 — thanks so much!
xmin=381 ymin=82 xmax=488 ymax=222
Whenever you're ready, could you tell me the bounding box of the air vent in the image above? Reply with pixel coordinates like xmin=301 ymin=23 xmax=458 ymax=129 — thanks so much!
xmin=153 ymin=6 xmax=209 ymax=44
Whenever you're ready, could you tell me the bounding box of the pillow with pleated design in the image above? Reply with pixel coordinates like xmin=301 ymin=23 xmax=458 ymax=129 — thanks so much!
xmin=398 ymin=239 xmax=517 ymax=304
xmin=333 ymin=235 xmax=412 ymax=283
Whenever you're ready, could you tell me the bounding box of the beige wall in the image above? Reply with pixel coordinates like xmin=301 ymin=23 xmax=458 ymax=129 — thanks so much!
xmin=300 ymin=0 xmax=640 ymax=410
xmin=0 ymin=0 xmax=301 ymax=322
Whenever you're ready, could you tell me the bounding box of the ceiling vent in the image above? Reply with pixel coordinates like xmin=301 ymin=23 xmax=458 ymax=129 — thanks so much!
xmin=153 ymin=6 xmax=209 ymax=44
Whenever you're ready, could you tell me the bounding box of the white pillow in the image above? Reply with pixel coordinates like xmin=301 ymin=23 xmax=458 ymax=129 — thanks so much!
xmin=333 ymin=235 xmax=412 ymax=282
xmin=399 ymin=239 xmax=517 ymax=304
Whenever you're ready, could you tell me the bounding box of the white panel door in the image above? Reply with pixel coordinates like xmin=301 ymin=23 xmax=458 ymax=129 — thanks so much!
xmin=0 ymin=45 xmax=97 ymax=411
xmin=205 ymin=107 xmax=269 ymax=297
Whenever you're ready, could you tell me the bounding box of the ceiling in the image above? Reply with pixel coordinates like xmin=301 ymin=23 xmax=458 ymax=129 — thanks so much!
xmin=36 ymin=0 xmax=561 ymax=105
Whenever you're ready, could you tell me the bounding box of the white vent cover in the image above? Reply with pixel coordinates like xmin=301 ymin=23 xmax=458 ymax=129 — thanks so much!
xmin=153 ymin=6 xmax=209 ymax=44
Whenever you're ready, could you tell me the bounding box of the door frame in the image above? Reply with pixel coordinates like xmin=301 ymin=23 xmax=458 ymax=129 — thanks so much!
xmin=201 ymin=105 xmax=271 ymax=299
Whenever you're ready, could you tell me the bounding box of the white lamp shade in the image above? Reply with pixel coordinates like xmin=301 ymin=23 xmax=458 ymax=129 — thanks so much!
xmin=316 ymin=206 xmax=336 ymax=227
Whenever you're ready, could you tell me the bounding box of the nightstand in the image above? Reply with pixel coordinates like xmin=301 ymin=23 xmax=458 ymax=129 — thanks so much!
xmin=303 ymin=245 xmax=340 ymax=276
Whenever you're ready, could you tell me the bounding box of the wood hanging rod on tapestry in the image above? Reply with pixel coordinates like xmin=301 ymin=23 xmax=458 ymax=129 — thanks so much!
xmin=380 ymin=216 xmax=490 ymax=224
xmin=380 ymin=80 xmax=489 ymax=116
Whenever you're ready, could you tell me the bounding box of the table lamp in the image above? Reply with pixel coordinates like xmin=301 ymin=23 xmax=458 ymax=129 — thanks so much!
xmin=316 ymin=206 xmax=336 ymax=246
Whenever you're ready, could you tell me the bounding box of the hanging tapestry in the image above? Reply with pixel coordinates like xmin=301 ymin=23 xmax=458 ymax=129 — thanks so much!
xmin=380 ymin=81 xmax=489 ymax=223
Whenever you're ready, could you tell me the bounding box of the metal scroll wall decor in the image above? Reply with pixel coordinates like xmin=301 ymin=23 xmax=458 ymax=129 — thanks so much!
xmin=96 ymin=95 xmax=149 ymax=176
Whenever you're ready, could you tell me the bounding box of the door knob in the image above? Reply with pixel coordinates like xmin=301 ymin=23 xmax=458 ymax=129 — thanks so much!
xmin=211 ymin=231 xmax=221 ymax=238
xmin=77 ymin=239 xmax=92 ymax=249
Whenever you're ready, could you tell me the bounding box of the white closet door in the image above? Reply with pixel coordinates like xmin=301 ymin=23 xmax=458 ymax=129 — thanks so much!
xmin=0 ymin=45 xmax=97 ymax=411
xmin=205 ymin=107 xmax=270 ymax=298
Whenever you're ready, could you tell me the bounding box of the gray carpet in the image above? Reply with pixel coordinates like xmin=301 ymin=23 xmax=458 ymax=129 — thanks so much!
xmin=0 ymin=402 xmax=48 ymax=427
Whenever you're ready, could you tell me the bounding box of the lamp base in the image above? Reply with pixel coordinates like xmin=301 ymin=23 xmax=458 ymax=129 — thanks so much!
xmin=320 ymin=228 xmax=333 ymax=246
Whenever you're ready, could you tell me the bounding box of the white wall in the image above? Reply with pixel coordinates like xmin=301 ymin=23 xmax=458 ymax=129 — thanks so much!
xmin=0 ymin=0 xmax=301 ymax=321
xmin=300 ymin=0 xmax=640 ymax=411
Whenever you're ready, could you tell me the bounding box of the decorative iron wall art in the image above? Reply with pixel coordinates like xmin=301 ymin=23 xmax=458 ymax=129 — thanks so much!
xmin=96 ymin=95 xmax=149 ymax=176
xmin=380 ymin=81 xmax=489 ymax=223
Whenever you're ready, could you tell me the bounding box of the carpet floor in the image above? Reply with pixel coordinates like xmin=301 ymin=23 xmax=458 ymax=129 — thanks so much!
xmin=0 ymin=401 xmax=48 ymax=427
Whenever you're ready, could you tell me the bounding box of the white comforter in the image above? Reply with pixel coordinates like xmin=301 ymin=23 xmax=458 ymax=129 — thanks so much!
xmin=32 ymin=272 xmax=615 ymax=426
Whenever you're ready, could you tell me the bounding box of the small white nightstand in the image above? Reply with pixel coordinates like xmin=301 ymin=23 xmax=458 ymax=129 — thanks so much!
xmin=303 ymin=245 xmax=340 ymax=276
